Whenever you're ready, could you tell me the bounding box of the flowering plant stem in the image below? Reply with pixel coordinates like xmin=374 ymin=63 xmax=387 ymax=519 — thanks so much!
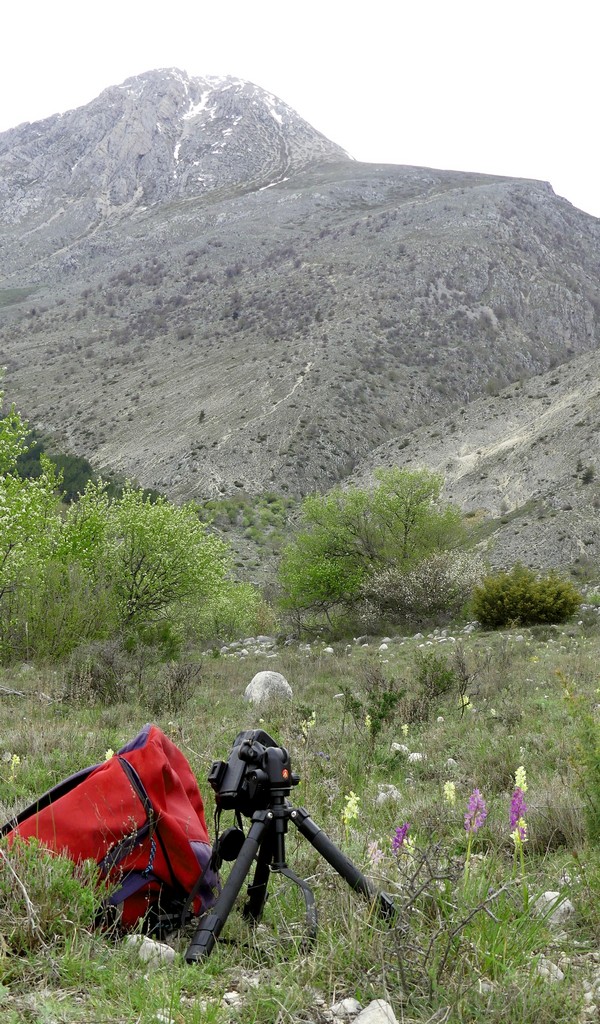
xmin=512 ymin=838 xmax=529 ymax=911
xmin=464 ymin=832 xmax=474 ymax=884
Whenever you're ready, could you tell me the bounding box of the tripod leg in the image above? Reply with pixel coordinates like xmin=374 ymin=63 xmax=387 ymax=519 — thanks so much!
xmin=290 ymin=807 xmax=396 ymax=920
xmin=185 ymin=812 xmax=269 ymax=963
xmin=243 ymin=830 xmax=274 ymax=923
xmin=277 ymin=865 xmax=318 ymax=941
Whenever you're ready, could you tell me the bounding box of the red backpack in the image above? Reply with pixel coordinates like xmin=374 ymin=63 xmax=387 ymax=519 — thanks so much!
xmin=1 ymin=723 xmax=220 ymax=932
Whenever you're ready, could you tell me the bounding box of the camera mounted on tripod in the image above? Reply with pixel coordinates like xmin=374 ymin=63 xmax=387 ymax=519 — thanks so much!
xmin=185 ymin=728 xmax=396 ymax=962
xmin=208 ymin=729 xmax=300 ymax=817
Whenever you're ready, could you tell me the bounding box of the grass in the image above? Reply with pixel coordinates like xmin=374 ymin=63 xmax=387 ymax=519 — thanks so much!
xmin=0 ymin=615 xmax=599 ymax=1022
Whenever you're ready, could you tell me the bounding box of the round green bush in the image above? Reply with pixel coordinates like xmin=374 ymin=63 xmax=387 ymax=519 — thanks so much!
xmin=472 ymin=564 xmax=582 ymax=629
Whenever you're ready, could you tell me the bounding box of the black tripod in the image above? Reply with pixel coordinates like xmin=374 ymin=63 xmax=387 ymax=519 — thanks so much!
xmin=185 ymin=731 xmax=395 ymax=963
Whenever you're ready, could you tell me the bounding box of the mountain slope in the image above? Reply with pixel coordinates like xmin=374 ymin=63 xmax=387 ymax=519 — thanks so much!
xmin=1 ymin=69 xmax=599 ymax=524
xmin=351 ymin=348 xmax=600 ymax=571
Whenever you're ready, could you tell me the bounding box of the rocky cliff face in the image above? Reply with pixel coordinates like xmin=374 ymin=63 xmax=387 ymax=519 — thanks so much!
xmin=1 ymin=70 xmax=600 ymax=574
xmin=0 ymin=68 xmax=348 ymax=271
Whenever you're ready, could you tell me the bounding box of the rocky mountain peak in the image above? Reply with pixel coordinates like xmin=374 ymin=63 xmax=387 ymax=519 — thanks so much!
xmin=0 ymin=67 xmax=349 ymax=243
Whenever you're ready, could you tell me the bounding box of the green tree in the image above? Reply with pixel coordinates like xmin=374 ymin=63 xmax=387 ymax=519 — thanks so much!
xmin=103 ymin=485 xmax=230 ymax=631
xmin=0 ymin=382 xmax=63 ymax=656
xmin=278 ymin=468 xmax=465 ymax=625
xmin=370 ymin=467 xmax=464 ymax=562
xmin=60 ymin=481 xmax=232 ymax=645
xmin=0 ymin=377 xmax=255 ymax=660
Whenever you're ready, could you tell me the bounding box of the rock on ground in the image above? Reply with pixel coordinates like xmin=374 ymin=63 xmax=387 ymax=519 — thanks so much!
xmin=243 ymin=670 xmax=293 ymax=704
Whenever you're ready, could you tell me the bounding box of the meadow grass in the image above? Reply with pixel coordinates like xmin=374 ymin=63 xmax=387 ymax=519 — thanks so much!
xmin=0 ymin=616 xmax=599 ymax=1023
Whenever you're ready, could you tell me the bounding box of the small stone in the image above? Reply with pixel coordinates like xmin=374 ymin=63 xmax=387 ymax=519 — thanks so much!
xmin=534 ymin=891 xmax=576 ymax=926
xmin=323 ymin=646 xmax=335 ymax=654
xmin=223 ymin=991 xmax=242 ymax=1005
xmin=408 ymin=751 xmax=426 ymax=763
xmin=238 ymin=970 xmax=261 ymax=990
xmin=354 ymin=999 xmax=398 ymax=1024
xmin=330 ymin=997 xmax=363 ymax=1016
xmin=125 ymin=935 xmax=175 ymax=967
xmin=379 ymin=643 xmax=388 ymax=651
xmin=446 ymin=757 xmax=458 ymax=769
xmin=537 ymin=957 xmax=565 ymax=982
xmin=391 ymin=742 xmax=409 ymax=755
xmin=376 ymin=784 xmax=402 ymax=805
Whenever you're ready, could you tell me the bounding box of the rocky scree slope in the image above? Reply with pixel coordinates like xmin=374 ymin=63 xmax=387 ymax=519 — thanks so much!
xmin=351 ymin=347 xmax=600 ymax=572
xmin=1 ymin=69 xmax=600 ymax=511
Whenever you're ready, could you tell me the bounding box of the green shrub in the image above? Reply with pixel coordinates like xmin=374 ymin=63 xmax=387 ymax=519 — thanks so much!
xmin=341 ymin=663 xmax=405 ymax=740
xmin=472 ymin=564 xmax=582 ymax=629
xmin=64 ymin=639 xmax=130 ymax=703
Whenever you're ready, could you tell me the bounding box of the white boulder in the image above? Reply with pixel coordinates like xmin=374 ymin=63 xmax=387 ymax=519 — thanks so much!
xmin=244 ymin=670 xmax=293 ymax=704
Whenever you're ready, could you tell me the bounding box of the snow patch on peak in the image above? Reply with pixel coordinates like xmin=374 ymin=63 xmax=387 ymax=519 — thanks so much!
xmin=183 ymin=91 xmax=215 ymax=121
xmin=267 ymin=105 xmax=283 ymax=126
xmin=204 ymin=74 xmax=245 ymax=92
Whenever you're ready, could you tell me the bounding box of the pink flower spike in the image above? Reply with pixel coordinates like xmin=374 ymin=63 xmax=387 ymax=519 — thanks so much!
xmin=464 ymin=789 xmax=487 ymax=833
xmin=392 ymin=823 xmax=410 ymax=853
xmin=510 ymin=787 xmax=527 ymax=830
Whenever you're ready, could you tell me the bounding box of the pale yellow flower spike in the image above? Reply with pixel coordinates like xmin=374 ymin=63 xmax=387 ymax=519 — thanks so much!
xmin=342 ymin=791 xmax=360 ymax=829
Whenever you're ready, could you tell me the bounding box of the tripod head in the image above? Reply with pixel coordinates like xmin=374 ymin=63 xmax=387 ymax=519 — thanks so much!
xmin=207 ymin=729 xmax=300 ymax=818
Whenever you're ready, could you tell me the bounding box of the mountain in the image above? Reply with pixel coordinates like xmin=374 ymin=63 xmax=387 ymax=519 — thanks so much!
xmin=350 ymin=347 xmax=600 ymax=573
xmin=0 ymin=68 xmax=348 ymax=259
xmin=1 ymin=68 xmax=600 ymax=572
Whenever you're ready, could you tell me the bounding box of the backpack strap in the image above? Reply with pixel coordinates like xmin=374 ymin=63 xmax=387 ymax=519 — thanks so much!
xmin=99 ymin=756 xmax=158 ymax=878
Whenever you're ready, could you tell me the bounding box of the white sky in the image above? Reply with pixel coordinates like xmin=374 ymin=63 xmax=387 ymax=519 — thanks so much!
xmin=2 ymin=0 xmax=599 ymax=218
